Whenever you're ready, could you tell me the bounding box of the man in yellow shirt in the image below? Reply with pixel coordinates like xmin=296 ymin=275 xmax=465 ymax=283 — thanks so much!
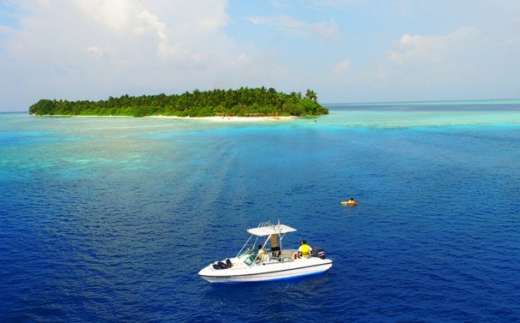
xmin=298 ymin=240 xmax=312 ymax=258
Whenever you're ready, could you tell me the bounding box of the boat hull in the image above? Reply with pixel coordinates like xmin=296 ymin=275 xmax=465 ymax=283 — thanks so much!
xmin=198 ymin=257 xmax=333 ymax=283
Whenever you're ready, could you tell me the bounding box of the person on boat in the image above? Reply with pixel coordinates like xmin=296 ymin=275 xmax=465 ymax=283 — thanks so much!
xmin=270 ymin=234 xmax=281 ymax=257
xmin=256 ymin=244 xmax=266 ymax=263
xmin=298 ymin=240 xmax=312 ymax=258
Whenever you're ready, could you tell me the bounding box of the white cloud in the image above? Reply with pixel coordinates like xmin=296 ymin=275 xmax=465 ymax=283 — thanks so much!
xmin=388 ymin=27 xmax=480 ymax=65
xmin=0 ymin=0 xmax=265 ymax=109
xmin=333 ymin=58 xmax=351 ymax=72
xmin=2 ymin=0 xmax=520 ymax=110
xmin=77 ymin=0 xmax=139 ymax=30
xmin=76 ymin=0 xmax=180 ymax=58
xmin=86 ymin=45 xmax=115 ymax=58
xmin=344 ymin=26 xmax=500 ymax=102
xmin=0 ymin=25 xmax=15 ymax=35
xmin=311 ymin=19 xmax=340 ymax=40
xmin=373 ymin=27 xmax=488 ymax=87
xmin=1 ymin=0 xmax=313 ymax=111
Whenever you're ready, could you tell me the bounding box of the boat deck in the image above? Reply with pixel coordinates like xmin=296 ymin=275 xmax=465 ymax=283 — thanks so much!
xmin=259 ymin=248 xmax=299 ymax=263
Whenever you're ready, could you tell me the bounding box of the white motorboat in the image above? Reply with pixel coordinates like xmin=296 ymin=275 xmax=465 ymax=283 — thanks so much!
xmin=198 ymin=221 xmax=333 ymax=283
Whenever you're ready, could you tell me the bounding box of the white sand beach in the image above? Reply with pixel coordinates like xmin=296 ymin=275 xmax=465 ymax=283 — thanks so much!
xmin=32 ymin=114 xmax=299 ymax=121
xmin=150 ymin=115 xmax=298 ymax=122
xmin=30 ymin=114 xmax=299 ymax=122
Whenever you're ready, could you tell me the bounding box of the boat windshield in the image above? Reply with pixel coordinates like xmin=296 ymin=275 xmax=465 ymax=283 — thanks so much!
xmin=244 ymin=252 xmax=257 ymax=266
xmin=238 ymin=246 xmax=256 ymax=258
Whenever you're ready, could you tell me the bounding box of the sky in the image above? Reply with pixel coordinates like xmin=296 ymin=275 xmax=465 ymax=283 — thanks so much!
xmin=1 ymin=0 xmax=520 ymax=112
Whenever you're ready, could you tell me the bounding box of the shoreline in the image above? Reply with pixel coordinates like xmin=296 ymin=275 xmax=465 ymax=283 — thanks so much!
xmin=149 ymin=115 xmax=298 ymax=122
xmin=30 ymin=114 xmax=299 ymax=122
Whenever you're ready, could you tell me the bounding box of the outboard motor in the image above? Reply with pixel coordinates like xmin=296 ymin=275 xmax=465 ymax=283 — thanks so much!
xmin=311 ymin=247 xmax=326 ymax=259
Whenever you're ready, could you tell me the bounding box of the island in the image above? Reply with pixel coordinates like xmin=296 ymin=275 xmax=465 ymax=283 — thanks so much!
xmin=29 ymin=87 xmax=328 ymax=118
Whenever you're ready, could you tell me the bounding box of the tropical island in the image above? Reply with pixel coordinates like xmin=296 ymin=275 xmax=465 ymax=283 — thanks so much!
xmin=29 ymin=87 xmax=328 ymax=118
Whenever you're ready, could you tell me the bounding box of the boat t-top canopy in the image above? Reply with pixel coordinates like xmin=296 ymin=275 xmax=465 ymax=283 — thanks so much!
xmin=247 ymin=223 xmax=297 ymax=237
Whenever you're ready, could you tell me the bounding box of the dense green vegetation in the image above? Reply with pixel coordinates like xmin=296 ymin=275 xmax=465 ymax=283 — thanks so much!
xmin=29 ymin=87 xmax=328 ymax=117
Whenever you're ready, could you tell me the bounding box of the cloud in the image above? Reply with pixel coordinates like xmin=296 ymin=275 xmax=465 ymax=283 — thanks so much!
xmin=311 ymin=19 xmax=340 ymax=40
xmin=3 ymin=0 xmax=520 ymax=110
xmin=246 ymin=15 xmax=340 ymax=40
xmin=343 ymin=26 xmax=500 ymax=101
xmin=76 ymin=0 xmax=184 ymax=58
xmin=333 ymin=59 xmax=351 ymax=72
xmin=78 ymin=0 xmax=140 ymax=30
xmin=1 ymin=0 xmax=313 ymax=111
xmin=371 ymin=26 xmax=488 ymax=87
xmin=0 ymin=25 xmax=15 ymax=35
xmin=388 ymin=27 xmax=480 ymax=66
xmin=0 ymin=0 xmax=255 ymax=107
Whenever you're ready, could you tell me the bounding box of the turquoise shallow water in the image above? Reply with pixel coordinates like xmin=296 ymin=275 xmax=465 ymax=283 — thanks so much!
xmin=1 ymin=103 xmax=520 ymax=322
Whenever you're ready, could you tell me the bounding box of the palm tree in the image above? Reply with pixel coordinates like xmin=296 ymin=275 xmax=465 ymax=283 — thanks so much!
xmin=305 ymin=89 xmax=317 ymax=101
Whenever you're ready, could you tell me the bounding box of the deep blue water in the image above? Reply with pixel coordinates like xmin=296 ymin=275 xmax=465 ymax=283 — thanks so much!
xmin=1 ymin=103 xmax=520 ymax=322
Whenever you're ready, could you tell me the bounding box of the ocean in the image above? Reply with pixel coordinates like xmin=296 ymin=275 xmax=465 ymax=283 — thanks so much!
xmin=1 ymin=101 xmax=520 ymax=322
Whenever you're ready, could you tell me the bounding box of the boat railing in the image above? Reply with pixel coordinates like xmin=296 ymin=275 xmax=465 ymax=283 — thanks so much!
xmin=236 ymin=221 xmax=272 ymax=259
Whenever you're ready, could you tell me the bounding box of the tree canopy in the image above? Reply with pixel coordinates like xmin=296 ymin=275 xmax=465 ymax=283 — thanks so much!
xmin=29 ymin=87 xmax=328 ymax=117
